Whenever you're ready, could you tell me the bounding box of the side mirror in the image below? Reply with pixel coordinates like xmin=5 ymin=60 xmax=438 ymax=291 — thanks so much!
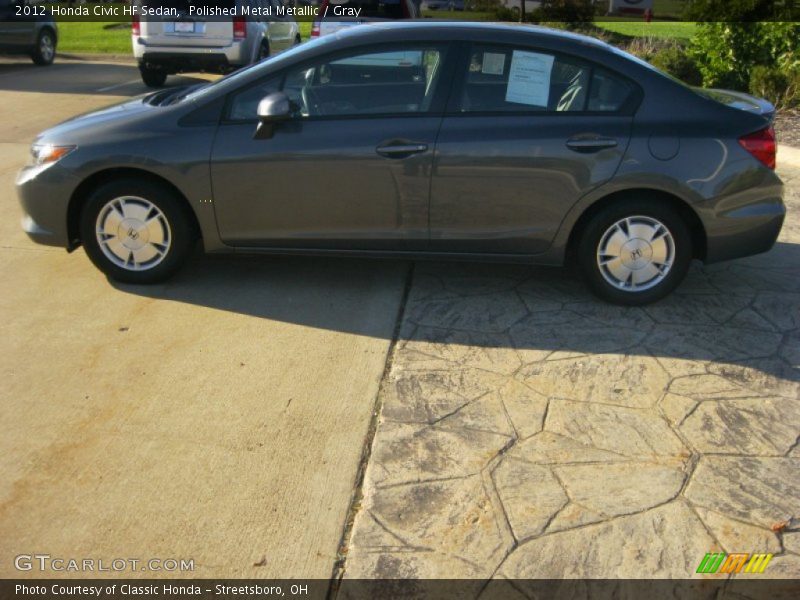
xmin=254 ymin=91 xmax=292 ymax=140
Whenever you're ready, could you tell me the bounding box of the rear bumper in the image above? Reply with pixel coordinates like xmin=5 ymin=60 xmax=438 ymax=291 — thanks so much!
xmin=704 ymin=198 xmax=785 ymax=264
xmin=133 ymin=39 xmax=248 ymax=72
xmin=139 ymin=52 xmax=233 ymax=74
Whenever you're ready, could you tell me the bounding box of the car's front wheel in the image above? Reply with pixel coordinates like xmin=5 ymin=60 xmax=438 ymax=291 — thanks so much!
xmin=31 ymin=29 xmax=56 ymax=66
xmin=139 ymin=65 xmax=167 ymax=88
xmin=79 ymin=179 xmax=195 ymax=284
xmin=577 ymin=199 xmax=692 ymax=305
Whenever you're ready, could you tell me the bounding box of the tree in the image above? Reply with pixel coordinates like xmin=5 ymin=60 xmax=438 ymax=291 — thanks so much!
xmin=685 ymin=0 xmax=799 ymax=21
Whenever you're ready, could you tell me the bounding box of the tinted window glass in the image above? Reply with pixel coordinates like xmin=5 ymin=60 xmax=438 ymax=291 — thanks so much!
xmin=457 ymin=45 xmax=632 ymax=114
xmin=283 ymin=46 xmax=446 ymax=117
xmin=228 ymin=77 xmax=281 ymax=121
xmin=588 ymin=69 xmax=635 ymax=112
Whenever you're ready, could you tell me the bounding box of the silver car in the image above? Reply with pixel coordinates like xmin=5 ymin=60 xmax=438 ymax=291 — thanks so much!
xmin=132 ymin=0 xmax=301 ymax=87
xmin=0 ymin=0 xmax=57 ymax=66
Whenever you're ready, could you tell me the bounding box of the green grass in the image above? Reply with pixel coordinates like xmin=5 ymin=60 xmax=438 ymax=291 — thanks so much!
xmin=58 ymin=22 xmax=132 ymax=54
xmin=421 ymin=10 xmax=497 ymax=21
xmin=59 ymin=21 xmax=314 ymax=55
xmin=593 ymin=20 xmax=696 ymax=40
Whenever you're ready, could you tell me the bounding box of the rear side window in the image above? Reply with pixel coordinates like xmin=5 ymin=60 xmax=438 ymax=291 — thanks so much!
xmin=588 ymin=69 xmax=635 ymax=112
xmin=456 ymin=44 xmax=634 ymax=114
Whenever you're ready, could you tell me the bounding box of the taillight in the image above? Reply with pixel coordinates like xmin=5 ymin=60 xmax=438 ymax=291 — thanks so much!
xmin=739 ymin=126 xmax=776 ymax=170
xmin=132 ymin=15 xmax=140 ymax=37
xmin=233 ymin=16 xmax=247 ymax=40
xmin=311 ymin=22 xmax=320 ymax=37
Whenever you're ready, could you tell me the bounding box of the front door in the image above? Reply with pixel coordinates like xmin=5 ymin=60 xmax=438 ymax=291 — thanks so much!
xmin=430 ymin=43 xmax=636 ymax=255
xmin=211 ymin=43 xmax=453 ymax=250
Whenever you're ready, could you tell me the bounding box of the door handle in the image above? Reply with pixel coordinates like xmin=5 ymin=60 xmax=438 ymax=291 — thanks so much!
xmin=376 ymin=143 xmax=428 ymax=159
xmin=566 ymin=137 xmax=618 ymax=153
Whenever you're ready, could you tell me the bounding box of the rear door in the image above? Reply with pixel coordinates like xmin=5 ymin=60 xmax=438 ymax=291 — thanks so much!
xmin=430 ymin=43 xmax=637 ymax=254
xmin=137 ymin=0 xmax=234 ymax=48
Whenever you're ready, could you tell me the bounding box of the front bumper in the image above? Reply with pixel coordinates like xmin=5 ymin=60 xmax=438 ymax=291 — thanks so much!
xmin=16 ymin=163 xmax=80 ymax=249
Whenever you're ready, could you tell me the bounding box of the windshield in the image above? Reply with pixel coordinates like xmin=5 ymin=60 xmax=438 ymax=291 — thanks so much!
xmin=179 ymin=35 xmax=337 ymax=104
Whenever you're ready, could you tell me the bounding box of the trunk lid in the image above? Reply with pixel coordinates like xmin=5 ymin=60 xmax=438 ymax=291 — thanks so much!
xmin=694 ymin=88 xmax=776 ymax=122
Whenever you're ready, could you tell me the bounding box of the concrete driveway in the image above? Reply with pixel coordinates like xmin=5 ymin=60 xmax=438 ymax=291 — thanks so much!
xmin=343 ymin=163 xmax=800 ymax=581
xmin=0 ymin=60 xmax=406 ymax=578
xmin=0 ymin=58 xmax=798 ymax=584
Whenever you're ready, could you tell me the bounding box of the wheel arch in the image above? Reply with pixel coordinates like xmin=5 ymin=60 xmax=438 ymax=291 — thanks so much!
xmin=67 ymin=168 xmax=201 ymax=248
xmin=565 ymin=188 xmax=707 ymax=262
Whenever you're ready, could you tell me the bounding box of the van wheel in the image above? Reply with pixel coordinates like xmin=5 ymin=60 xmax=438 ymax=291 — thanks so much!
xmin=31 ymin=29 xmax=56 ymax=66
xmin=140 ymin=65 xmax=167 ymax=88
xmin=577 ymin=199 xmax=692 ymax=306
xmin=79 ymin=178 xmax=195 ymax=284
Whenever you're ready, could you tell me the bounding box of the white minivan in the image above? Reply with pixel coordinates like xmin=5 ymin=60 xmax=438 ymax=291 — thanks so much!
xmin=132 ymin=0 xmax=301 ymax=87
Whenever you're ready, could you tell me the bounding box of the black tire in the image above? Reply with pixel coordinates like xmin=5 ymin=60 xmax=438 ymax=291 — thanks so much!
xmin=258 ymin=41 xmax=270 ymax=62
xmin=31 ymin=28 xmax=56 ymax=66
xmin=79 ymin=178 xmax=196 ymax=284
xmin=294 ymin=35 xmax=302 ymax=46
xmin=139 ymin=65 xmax=167 ymax=88
xmin=576 ymin=198 xmax=692 ymax=306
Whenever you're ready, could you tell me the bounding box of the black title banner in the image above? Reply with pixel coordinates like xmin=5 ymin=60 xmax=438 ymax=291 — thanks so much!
xmin=2 ymin=0 xmax=799 ymax=23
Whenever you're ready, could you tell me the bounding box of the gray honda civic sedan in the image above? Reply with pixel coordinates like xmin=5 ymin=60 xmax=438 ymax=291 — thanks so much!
xmin=17 ymin=22 xmax=784 ymax=305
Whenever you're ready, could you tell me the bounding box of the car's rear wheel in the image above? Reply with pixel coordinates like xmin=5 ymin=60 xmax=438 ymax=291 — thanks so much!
xmin=31 ymin=29 xmax=56 ymax=66
xmin=577 ymin=199 xmax=692 ymax=305
xmin=79 ymin=179 xmax=195 ymax=284
xmin=139 ymin=65 xmax=167 ymax=88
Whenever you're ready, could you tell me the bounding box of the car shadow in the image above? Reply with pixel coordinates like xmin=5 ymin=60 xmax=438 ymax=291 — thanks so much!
xmin=0 ymin=60 xmax=210 ymax=95
xmin=110 ymin=241 xmax=800 ymax=386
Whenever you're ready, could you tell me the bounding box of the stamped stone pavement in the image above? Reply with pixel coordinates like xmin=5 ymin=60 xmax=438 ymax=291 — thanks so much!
xmin=343 ymin=162 xmax=800 ymax=583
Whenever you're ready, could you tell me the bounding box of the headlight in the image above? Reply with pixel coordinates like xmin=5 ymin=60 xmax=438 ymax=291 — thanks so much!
xmin=30 ymin=144 xmax=77 ymax=166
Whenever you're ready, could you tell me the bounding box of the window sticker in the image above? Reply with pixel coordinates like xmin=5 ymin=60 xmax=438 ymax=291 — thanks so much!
xmin=481 ymin=52 xmax=506 ymax=76
xmin=505 ymin=50 xmax=555 ymax=107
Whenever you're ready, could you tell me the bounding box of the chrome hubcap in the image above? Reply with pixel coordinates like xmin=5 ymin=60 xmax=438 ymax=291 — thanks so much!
xmin=597 ymin=216 xmax=675 ymax=292
xmin=40 ymin=35 xmax=54 ymax=61
xmin=95 ymin=196 xmax=171 ymax=271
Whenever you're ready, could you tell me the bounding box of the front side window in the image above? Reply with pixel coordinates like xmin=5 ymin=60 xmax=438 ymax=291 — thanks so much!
xmin=456 ymin=44 xmax=633 ymax=114
xmin=227 ymin=45 xmax=447 ymax=121
xmin=283 ymin=46 xmax=447 ymax=118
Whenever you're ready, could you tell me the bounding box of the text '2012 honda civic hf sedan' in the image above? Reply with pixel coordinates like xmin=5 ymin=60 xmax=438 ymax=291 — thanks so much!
xmin=17 ymin=23 xmax=784 ymax=305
